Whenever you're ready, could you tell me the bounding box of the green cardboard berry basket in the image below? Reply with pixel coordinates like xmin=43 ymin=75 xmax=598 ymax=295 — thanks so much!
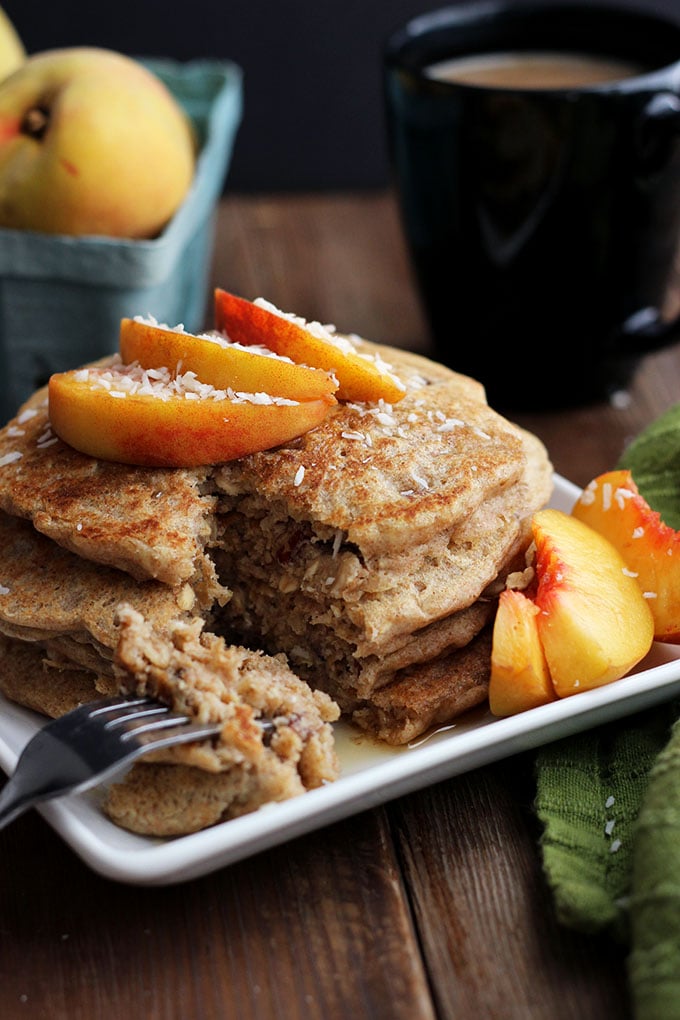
xmin=0 ymin=57 xmax=243 ymax=421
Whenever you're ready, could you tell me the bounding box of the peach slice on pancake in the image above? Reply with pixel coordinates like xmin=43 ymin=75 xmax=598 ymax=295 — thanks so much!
xmin=214 ymin=289 xmax=406 ymax=405
xmin=119 ymin=316 xmax=338 ymax=402
xmin=572 ymin=468 xmax=680 ymax=642
xmin=48 ymin=363 xmax=335 ymax=468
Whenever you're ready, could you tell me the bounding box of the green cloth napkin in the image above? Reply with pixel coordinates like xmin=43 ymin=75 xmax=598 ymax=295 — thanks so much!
xmin=535 ymin=701 xmax=677 ymax=943
xmin=536 ymin=702 xmax=680 ymax=1020
xmin=629 ymin=713 xmax=680 ymax=1019
xmin=618 ymin=401 xmax=680 ymax=530
xmin=533 ymin=401 xmax=680 ymax=1018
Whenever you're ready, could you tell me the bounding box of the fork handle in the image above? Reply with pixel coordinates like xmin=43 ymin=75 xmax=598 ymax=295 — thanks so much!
xmin=0 ymin=777 xmax=31 ymax=830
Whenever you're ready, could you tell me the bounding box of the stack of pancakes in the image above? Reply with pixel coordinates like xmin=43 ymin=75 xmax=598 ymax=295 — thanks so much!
xmin=0 ymin=336 xmax=552 ymax=834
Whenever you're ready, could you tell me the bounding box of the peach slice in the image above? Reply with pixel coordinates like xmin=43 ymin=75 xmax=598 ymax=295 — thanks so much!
xmin=214 ymin=289 xmax=406 ymax=405
xmin=572 ymin=469 xmax=680 ymax=642
xmin=48 ymin=364 xmax=335 ymax=467
xmin=532 ymin=509 xmax=654 ymax=696
xmin=119 ymin=317 xmax=338 ymax=402
xmin=489 ymin=588 xmax=556 ymax=717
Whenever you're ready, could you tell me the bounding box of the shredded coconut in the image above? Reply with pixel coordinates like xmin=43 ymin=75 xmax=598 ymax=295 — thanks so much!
xmin=134 ymin=313 xmax=310 ymax=367
xmin=293 ymin=465 xmax=305 ymax=487
xmin=614 ymin=485 xmax=635 ymax=509
xmin=331 ymin=531 xmax=343 ymax=558
xmin=254 ymin=297 xmax=352 ymax=351
xmin=252 ymin=299 xmax=405 ymax=393
xmin=16 ymin=408 xmax=38 ymax=424
xmin=73 ymin=362 xmax=300 ymax=406
xmin=579 ymin=481 xmax=597 ymax=506
xmin=602 ymin=482 xmax=612 ymax=511
xmin=410 ymin=471 xmax=430 ymax=490
xmin=0 ymin=451 xmax=22 ymax=466
xmin=436 ymin=418 xmax=465 ymax=433
xmin=37 ymin=427 xmax=59 ymax=448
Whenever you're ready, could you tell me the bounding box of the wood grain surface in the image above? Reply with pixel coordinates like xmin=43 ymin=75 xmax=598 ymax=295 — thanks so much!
xmin=1 ymin=189 xmax=678 ymax=1019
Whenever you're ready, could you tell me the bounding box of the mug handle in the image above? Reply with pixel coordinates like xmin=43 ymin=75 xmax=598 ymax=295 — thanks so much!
xmin=619 ymin=92 xmax=680 ymax=354
xmin=619 ymin=305 xmax=680 ymax=355
xmin=637 ymin=90 xmax=680 ymax=169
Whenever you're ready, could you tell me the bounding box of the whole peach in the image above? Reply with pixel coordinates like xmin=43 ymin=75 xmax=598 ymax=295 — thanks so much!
xmin=0 ymin=47 xmax=196 ymax=238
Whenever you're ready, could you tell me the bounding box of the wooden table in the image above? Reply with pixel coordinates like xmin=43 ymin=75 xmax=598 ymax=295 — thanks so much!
xmin=2 ymin=190 xmax=679 ymax=1020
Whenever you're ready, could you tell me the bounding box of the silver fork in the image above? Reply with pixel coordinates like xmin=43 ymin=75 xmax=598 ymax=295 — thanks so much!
xmin=0 ymin=695 xmax=228 ymax=830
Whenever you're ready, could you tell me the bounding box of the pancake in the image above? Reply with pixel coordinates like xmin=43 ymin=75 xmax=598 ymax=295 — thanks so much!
xmin=211 ymin=339 xmax=553 ymax=733
xmin=0 ymin=511 xmax=208 ymax=667
xmin=0 ymin=382 xmax=219 ymax=594
xmin=0 ymin=333 xmax=552 ymax=777
xmin=352 ymin=627 xmax=493 ymax=745
xmin=0 ymin=634 xmax=118 ymax=718
xmin=0 ymin=606 xmax=340 ymax=837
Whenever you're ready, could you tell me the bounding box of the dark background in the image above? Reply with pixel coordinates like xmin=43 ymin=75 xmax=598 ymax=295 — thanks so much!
xmin=3 ymin=0 xmax=678 ymax=191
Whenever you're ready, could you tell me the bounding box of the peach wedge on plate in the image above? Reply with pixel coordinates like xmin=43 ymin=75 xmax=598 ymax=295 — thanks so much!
xmin=214 ymin=289 xmax=406 ymax=405
xmin=48 ymin=364 xmax=335 ymax=467
xmin=119 ymin=317 xmax=338 ymax=402
xmin=489 ymin=588 xmax=556 ymax=717
xmin=572 ymin=468 xmax=680 ymax=642
xmin=489 ymin=508 xmax=654 ymax=716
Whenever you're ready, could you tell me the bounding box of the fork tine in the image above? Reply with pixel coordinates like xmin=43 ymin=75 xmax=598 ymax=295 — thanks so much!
xmin=90 ymin=698 xmax=171 ymax=724
xmin=86 ymin=695 xmax=151 ymax=715
xmin=122 ymin=719 xmax=226 ymax=751
xmin=116 ymin=713 xmax=199 ymax=741
xmin=103 ymin=705 xmax=173 ymax=727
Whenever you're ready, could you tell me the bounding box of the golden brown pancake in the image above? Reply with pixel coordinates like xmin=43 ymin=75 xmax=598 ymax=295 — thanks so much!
xmin=0 ymin=382 xmax=219 ymax=594
xmin=0 ymin=608 xmax=340 ymax=837
xmin=0 ymin=335 xmax=552 ymax=777
xmin=351 ymin=628 xmax=493 ymax=745
xmin=211 ymin=338 xmax=553 ymax=734
xmin=0 ymin=511 xmax=206 ymax=666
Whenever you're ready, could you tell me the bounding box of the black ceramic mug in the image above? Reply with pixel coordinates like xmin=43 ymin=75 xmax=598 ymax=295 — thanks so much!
xmin=384 ymin=1 xmax=680 ymax=410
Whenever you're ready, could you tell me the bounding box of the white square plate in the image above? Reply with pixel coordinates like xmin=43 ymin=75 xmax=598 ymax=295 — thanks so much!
xmin=1 ymin=473 xmax=679 ymax=885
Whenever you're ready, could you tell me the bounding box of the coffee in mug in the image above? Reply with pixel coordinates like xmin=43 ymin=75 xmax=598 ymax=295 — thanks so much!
xmin=384 ymin=2 xmax=680 ymax=410
xmin=425 ymin=50 xmax=646 ymax=89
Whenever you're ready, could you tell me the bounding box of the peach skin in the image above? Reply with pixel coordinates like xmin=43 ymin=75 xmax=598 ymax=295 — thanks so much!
xmin=119 ymin=317 xmax=338 ymax=402
xmin=573 ymin=469 xmax=680 ymax=643
xmin=214 ymin=289 xmax=406 ymax=404
xmin=48 ymin=364 xmax=335 ymax=467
